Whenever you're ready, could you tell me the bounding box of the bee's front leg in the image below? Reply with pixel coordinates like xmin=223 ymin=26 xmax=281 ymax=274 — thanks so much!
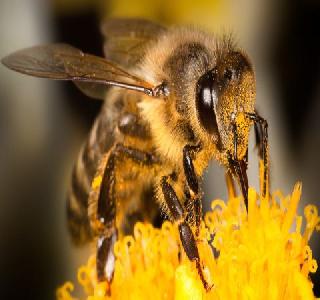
xmin=247 ymin=112 xmax=269 ymax=198
xmin=228 ymin=153 xmax=249 ymax=208
xmin=160 ymin=175 xmax=211 ymax=291
xmin=183 ymin=144 xmax=202 ymax=236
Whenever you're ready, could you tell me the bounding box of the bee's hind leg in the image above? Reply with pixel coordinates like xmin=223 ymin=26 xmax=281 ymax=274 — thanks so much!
xmin=90 ymin=144 xmax=158 ymax=285
xmin=94 ymin=149 xmax=117 ymax=283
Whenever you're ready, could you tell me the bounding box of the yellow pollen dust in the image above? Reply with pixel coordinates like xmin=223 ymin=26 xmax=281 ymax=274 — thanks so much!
xmin=57 ymin=172 xmax=319 ymax=300
xmin=92 ymin=176 xmax=102 ymax=189
xmin=236 ymin=112 xmax=247 ymax=130
xmin=235 ymin=112 xmax=251 ymax=159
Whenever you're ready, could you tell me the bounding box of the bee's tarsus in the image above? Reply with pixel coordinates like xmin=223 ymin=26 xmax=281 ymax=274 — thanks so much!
xmin=96 ymin=230 xmax=117 ymax=283
xmin=254 ymin=122 xmax=263 ymax=157
xmin=195 ymin=258 xmax=214 ymax=292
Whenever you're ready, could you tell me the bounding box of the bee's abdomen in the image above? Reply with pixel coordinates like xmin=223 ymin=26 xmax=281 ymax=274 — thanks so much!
xmin=67 ymin=144 xmax=95 ymax=244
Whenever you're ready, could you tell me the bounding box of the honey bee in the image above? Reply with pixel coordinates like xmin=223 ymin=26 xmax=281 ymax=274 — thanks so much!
xmin=2 ymin=18 xmax=268 ymax=291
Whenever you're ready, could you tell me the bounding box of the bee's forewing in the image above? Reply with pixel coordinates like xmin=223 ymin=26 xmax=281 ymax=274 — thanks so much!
xmin=2 ymin=44 xmax=154 ymax=99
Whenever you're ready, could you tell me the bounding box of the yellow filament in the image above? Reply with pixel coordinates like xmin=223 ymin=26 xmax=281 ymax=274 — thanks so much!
xmin=57 ymin=168 xmax=319 ymax=299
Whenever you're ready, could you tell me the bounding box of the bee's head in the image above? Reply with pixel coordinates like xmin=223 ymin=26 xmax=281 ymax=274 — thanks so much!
xmin=195 ymin=51 xmax=255 ymax=160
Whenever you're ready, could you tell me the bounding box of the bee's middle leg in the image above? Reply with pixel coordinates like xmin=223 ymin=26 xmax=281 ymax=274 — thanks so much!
xmin=93 ymin=144 xmax=157 ymax=283
xmin=160 ymin=175 xmax=211 ymax=291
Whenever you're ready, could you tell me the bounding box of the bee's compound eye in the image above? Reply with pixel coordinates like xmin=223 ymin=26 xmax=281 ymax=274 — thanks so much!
xmin=196 ymin=70 xmax=219 ymax=135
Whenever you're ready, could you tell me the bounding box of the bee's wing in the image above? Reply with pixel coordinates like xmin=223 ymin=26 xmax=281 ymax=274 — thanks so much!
xmin=1 ymin=44 xmax=155 ymax=99
xmin=101 ymin=18 xmax=166 ymax=68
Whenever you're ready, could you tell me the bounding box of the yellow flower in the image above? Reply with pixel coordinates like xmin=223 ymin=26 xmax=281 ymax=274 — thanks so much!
xmin=57 ymin=173 xmax=319 ymax=299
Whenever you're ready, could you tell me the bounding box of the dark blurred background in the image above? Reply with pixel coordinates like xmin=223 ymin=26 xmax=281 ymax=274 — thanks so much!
xmin=0 ymin=0 xmax=319 ymax=299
